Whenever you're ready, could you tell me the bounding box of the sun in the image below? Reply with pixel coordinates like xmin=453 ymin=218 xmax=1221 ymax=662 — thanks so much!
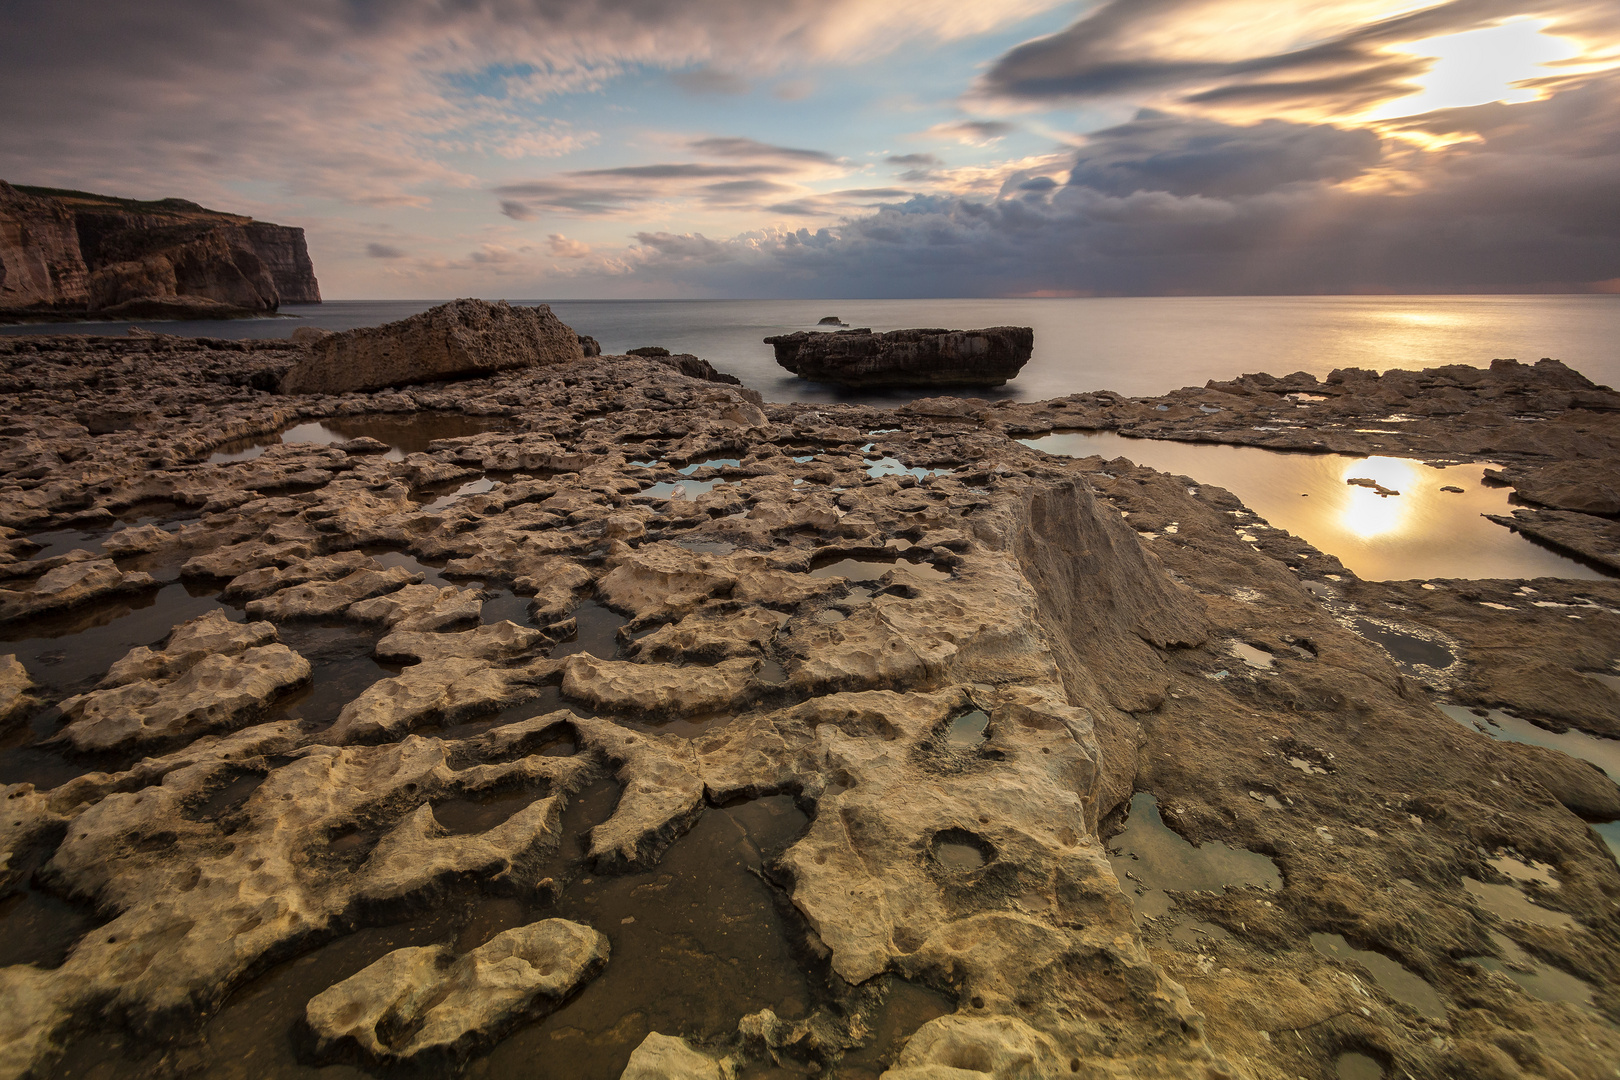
xmin=1365 ymin=18 xmax=1581 ymax=120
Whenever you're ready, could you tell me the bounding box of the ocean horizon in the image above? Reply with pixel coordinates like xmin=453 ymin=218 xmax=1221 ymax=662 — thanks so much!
xmin=6 ymin=294 xmax=1616 ymax=403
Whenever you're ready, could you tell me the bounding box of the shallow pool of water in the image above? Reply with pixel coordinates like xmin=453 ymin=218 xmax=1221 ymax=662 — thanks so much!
xmin=207 ymin=413 xmax=518 ymax=464
xmin=1467 ymin=930 xmax=1599 ymax=1014
xmin=1019 ymin=431 xmax=1610 ymax=581
xmin=809 ymin=554 xmax=951 ymax=586
xmin=1439 ymin=704 xmax=1620 ymax=780
xmin=1107 ymin=792 xmax=1280 ymax=919
xmin=550 ymin=601 xmax=625 ymax=660
xmin=1310 ymin=932 xmax=1446 ymax=1020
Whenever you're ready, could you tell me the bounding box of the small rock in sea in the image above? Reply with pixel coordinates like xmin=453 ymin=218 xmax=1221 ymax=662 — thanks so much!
xmin=818 ymin=315 xmax=846 ymax=325
xmin=1346 ymin=477 xmax=1400 ymax=497
xmin=1440 ymin=485 xmax=1464 ymax=493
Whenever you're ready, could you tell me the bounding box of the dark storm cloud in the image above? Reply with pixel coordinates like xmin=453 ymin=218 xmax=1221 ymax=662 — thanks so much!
xmin=587 ymin=74 xmax=1620 ymax=295
xmin=1066 ymin=111 xmax=1382 ymax=197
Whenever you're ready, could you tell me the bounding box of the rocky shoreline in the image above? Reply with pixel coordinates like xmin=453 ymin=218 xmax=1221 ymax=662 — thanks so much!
xmin=0 ymin=308 xmax=1617 ymax=1079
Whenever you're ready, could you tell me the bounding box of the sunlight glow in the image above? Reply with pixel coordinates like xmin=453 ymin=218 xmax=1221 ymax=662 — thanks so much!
xmin=1339 ymin=457 xmax=1418 ymax=538
xmin=1367 ymin=19 xmax=1580 ymax=119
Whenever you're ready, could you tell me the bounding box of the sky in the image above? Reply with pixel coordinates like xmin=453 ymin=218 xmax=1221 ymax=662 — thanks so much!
xmin=3 ymin=0 xmax=1618 ymax=299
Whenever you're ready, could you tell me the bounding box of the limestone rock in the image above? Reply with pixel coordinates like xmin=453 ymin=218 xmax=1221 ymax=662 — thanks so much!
xmin=597 ymin=543 xmax=736 ymax=621
xmin=325 ymin=657 xmax=552 ymax=743
xmin=622 ymin=1033 xmax=729 ymax=1080
xmin=278 ymin=299 xmax=585 ymax=395
xmin=0 ymin=559 xmax=156 ymax=624
xmin=0 ymin=181 xmax=90 ymax=309
xmin=560 ymin=654 xmax=760 ymax=716
xmin=100 ymin=609 xmax=279 ymax=687
xmin=57 ymin=644 xmax=310 ymax=751
xmin=306 ymin=918 xmax=608 ymax=1063
xmin=374 ymin=620 xmax=547 ymax=664
xmin=765 ymin=326 xmax=1033 ymax=388
xmin=0 ymin=655 xmax=35 ymax=724
xmin=1503 ymin=458 xmax=1620 ymax=515
xmin=345 ymin=583 xmax=484 ymax=632
xmin=244 ymin=566 xmax=421 ymax=621
xmin=222 ymin=551 xmax=380 ymax=600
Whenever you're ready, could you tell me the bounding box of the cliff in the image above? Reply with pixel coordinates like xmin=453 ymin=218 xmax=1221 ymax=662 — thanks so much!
xmin=0 ymin=181 xmax=320 ymax=320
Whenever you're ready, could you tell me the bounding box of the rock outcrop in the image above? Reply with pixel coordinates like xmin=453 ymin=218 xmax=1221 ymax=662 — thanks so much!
xmin=765 ymin=325 xmax=1033 ymax=388
xmin=278 ymin=299 xmax=586 ymax=395
xmin=0 ymin=181 xmax=319 ymax=320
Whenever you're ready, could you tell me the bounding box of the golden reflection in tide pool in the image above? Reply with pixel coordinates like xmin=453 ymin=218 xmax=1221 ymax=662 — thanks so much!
xmin=1340 ymin=457 xmax=1419 ymax=539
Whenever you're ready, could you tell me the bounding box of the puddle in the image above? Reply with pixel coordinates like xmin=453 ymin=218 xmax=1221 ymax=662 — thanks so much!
xmin=371 ymin=549 xmax=453 ymax=588
xmin=1440 ymin=704 xmax=1620 ymax=780
xmin=865 ymin=456 xmax=953 ymax=480
xmin=1019 ymin=432 xmax=1610 ymax=581
xmin=832 ymin=980 xmax=956 ymax=1079
xmin=1349 ymin=619 xmax=1454 ymax=670
xmin=1468 ymin=931 xmax=1600 ymax=1013
xmin=1107 ymin=792 xmax=1280 ymax=919
xmin=1488 ymin=854 xmax=1558 ymax=889
xmin=1310 ymin=933 xmax=1446 ymax=1020
xmin=642 ymin=478 xmax=725 ymax=500
xmin=475 ymin=795 xmax=812 ymax=1080
xmin=676 ymin=540 xmax=736 ymax=555
xmin=809 ymin=554 xmax=951 ymax=585
xmin=480 ymin=589 xmax=536 ymax=627
xmin=1335 ymin=1052 xmax=1384 ymax=1080
xmin=269 ymin=624 xmax=396 ymax=729
xmin=422 ymin=477 xmax=497 ymax=513
xmin=1462 ymin=878 xmax=1577 ymax=929
xmin=206 ymin=413 xmax=517 ymax=464
xmin=17 ymin=529 xmax=110 ymax=563
xmin=944 ymin=709 xmax=989 ymax=748
xmin=757 ymin=659 xmax=788 ymax=686
xmin=677 ymin=458 xmax=741 ymax=475
xmin=550 ymin=601 xmax=626 ymax=660
xmin=1229 ymin=642 xmax=1274 ymax=670
xmin=931 ymin=829 xmax=992 ymax=872
xmin=432 ymin=786 xmax=546 ymax=835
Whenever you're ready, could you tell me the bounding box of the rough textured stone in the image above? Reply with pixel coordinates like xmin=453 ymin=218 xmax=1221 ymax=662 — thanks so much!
xmin=0 ymin=559 xmax=156 ymax=624
xmin=765 ymin=326 xmax=1033 ymax=388
xmin=0 ymin=655 xmax=35 ymax=724
xmin=306 ymin=919 xmax=608 ymax=1062
xmin=278 ymin=298 xmax=585 ymax=395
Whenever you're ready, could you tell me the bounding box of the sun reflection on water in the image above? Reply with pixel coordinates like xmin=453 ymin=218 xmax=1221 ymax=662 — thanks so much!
xmin=1340 ymin=457 xmax=1418 ymax=538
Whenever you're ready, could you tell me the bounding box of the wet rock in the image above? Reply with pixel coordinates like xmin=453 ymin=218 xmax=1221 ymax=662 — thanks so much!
xmin=221 ymin=551 xmax=379 ymax=601
xmin=597 ymin=544 xmax=736 ymax=621
xmin=279 ymin=299 xmax=585 ymax=395
xmin=1497 ymin=458 xmax=1620 ymax=515
xmin=345 ymin=583 xmax=484 ymax=632
xmin=766 ymin=326 xmax=1033 ymax=388
xmin=57 ymin=644 xmax=310 ymax=751
xmin=0 ymin=559 xmax=156 ymax=624
xmin=627 ymin=604 xmax=780 ymax=662
xmin=306 ymin=918 xmax=608 ymax=1063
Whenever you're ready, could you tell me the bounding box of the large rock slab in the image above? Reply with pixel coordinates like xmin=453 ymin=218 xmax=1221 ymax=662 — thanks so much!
xmin=765 ymin=326 xmax=1032 ymax=388
xmin=278 ymin=298 xmax=585 ymax=394
xmin=305 ymin=919 xmax=607 ymax=1064
xmin=0 ymin=559 xmax=156 ymax=625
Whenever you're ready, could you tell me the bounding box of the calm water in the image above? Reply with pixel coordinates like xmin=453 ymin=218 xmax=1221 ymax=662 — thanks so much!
xmin=6 ymin=296 xmax=1616 ymax=402
xmin=1021 ymin=430 xmax=1609 ymax=581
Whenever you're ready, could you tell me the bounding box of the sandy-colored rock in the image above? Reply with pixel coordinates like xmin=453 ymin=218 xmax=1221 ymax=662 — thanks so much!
xmin=0 ymin=655 xmax=35 ymax=724
xmin=279 ymin=298 xmax=584 ymax=395
xmin=561 ymin=654 xmax=759 ymax=716
xmin=58 ymin=644 xmax=310 ymax=751
xmin=222 ymin=550 xmax=379 ymax=600
xmin=325 ymin=657 xmax=552 ymax=743
xmin=628 ymin=604 xmax=780 ymax=661
xmin=374 ymin=620 xmax=547 ymax=664
xmin=766 ymin=326 xmax=1033 ymax=389
xmin=345 ymin=582 xmax=484 ymax=632
xmin=622 ymin=1033 xmax=729 ymax=1080
xmin=244 ymin=566 xmax=421 ymax=620
xmin=0 ymin=558 xmax=156 ymax=624
xmin=597 ymin=543 xmax=736 ymax=621
xmin=306 ymin=919 xmax=608 ymax=1063
xmin=100 ymin=609 xmax=278 ymax=687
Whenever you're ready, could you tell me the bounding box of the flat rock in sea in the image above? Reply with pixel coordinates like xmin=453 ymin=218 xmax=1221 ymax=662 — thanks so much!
xmin=278 ymin=298 xmax=585 ymax=395
xmin=765 ymin=325 xmax=1032 ymax=388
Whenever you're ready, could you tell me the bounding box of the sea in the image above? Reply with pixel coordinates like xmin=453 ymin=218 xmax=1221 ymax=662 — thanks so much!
xmin=4 ymin=295 xmax=1616 ymax=403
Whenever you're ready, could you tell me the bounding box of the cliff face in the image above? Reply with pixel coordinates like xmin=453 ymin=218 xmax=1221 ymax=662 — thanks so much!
xmin=0 ymin=182 xmax=321 ymax=319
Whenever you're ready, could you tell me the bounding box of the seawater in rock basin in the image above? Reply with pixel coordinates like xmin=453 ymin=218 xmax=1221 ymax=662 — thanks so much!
xmin=809 ymin=553 xmax=952 ymax=586
xmin=1335 ymin=1052 xmax=1385 ymax=1080
xmin=550 ymin=600 xmax=626 ymax=660
xmin=1439 ymin=704 xmax=1620 ymax=781
xmin=1106 ymin=792 xmax=1280 ymax=919
xmin=472 ymin=795 xmax=813 ymax=1080
xmin=206 ymin=412 xmax=519 ymax=464
xmin=641 ymin=478 xmax=725 ymax=500
xmin=1019 ymin=431 xmax=1610 ymax=581
xmin=1467 ymin=931 xmax=1601 ymax=1014
xmin=1309 ymin=933 xmax=1447 ymax=1020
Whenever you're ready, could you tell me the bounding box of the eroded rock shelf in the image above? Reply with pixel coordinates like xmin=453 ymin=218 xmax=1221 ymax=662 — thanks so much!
xmin=0 ymin=312 xmax=1618 ymax=1080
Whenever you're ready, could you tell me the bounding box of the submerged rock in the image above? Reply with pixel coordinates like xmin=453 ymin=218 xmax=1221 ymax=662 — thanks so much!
xmin=306 ymin=919 xmax=608 ymax=1063
xmin=765 ymin=325 xmax=1033 ymax=388
xmin=279 ymin=298 xmax=585 ymax=395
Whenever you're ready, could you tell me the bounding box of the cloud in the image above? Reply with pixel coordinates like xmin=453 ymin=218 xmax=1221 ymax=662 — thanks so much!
xmin=887 ymin=153 xmax=942 ymax=167
xmin=469 ymin=243 xmax=518 ymax=264
xmin=548 ymin=234 xmax=592 ymax=258
xmin=926 ymin=119 xmax=1018 ymax=145
xmin=669 ymin=67 xmax=750 ymax=95
xmin=500 ymin=200 xmax=538 ymax=221
xmin=549 ymin=75 xmax=1620 ymax=296
xmin=365 ymin=242 xmax=408 ymax=259
xmin=0 ymin=0 xmax=1067 ymax=209
xmin=688 ymin=137 xmax=839 ymax=164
